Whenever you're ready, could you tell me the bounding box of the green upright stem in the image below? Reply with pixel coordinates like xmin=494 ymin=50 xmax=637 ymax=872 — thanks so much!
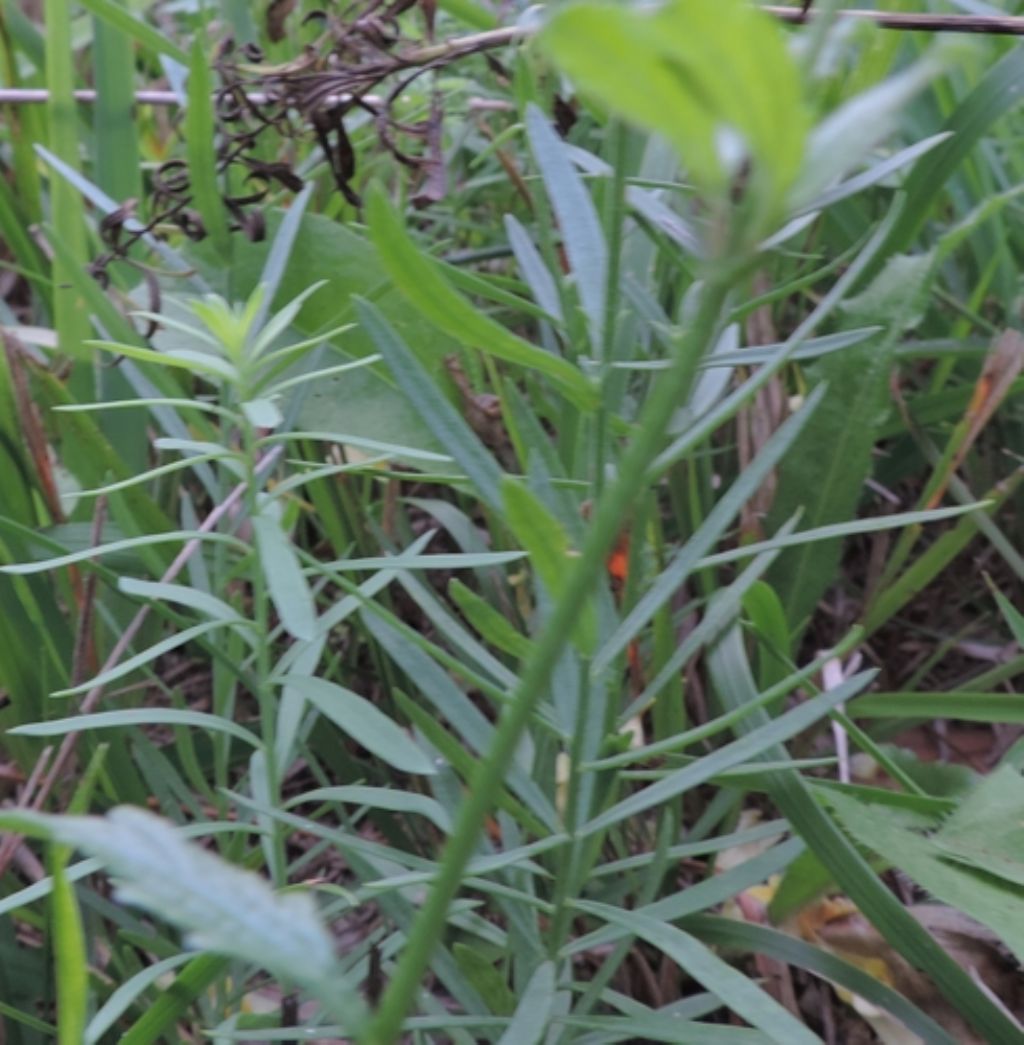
xmin=241 ymin=418 xmax=286 ymax=887
xmin=362 ymin=271 xmax=736 ymax=1045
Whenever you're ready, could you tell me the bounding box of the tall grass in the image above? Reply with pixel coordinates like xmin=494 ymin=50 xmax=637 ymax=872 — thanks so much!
xmin=0 ymin=1 xmax=1022 ymax=1042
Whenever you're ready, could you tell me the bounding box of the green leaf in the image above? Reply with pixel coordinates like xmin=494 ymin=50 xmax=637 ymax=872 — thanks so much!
xmin=449 ymin=579 xmax=532 ymax=660
xmin=576 ymin=903 xmax=822 ymax=1045
xmin=43 ymin=0 xmax=91 ymax=364
xmin=281 ymin=675 xmax=437 ymax=775
xmin=584 ymin=671 xmax=874 ymax=834
xmin=684 ymin=916 xmax=958 ymax=1045
xmin=185 ymin=39 xmax=230 ymax=256
xmin=52 ymin=860 xmax=87 ymax=1045
xmin=767 ymin=252 xmax=936 ymax=631
xmin=501 ymin=476 xmax=596 ymax=652
xmin=3 ymin=808 xmax=358 ymax=1000
xmin=600 ymin=384 xmax=826 ymax=672
xmin=742 ymin=580 xmax=791 ymax=689
xmin=49 ymin=621 xmax=230 ymax=698
xmin=356 ymin=298 xmax=505 ymax=509
xmin=252 ymin=511 xmax=317 ymax=642
xmin=823 ymin=786 xmax=1024 ymax=962
xmin=497 ymin=961 xmax=555 ymax=1045
xmin=84 ymin=954 xmax=193 ymax=1045
xmin=0 ymin=530 xmax=243 ymax=575
xmin=452 ymin=943 xmax=516 ymax=1016
xmin=9 ymin=709 xmax=260 ymax=748
xmin=792 ymin=54 xmax=949 ymax=209
xmin=931 ymin=765 xmax=1024 ymax=888
xmin=505 ymin=215 xmax=563 ymax=322
xmin=707 ymin=629 xmax=1024 ymax=1042
xmin=118 ymin=955 xmax=229 ymax=1045
xmin=285 ymin=785 xmax=451 ymax=831
xmin=365 ymin=186 xmax=598 ymax=409
xmin=118 ymin=577 xmax=247 ymax=630
xmin=994 ymin=588 xmax=1024 ymax=647
xmin=886 ymin=45 xmax=1024 ymax=254
xmin=77 ymin=0 xmax=187 ymax=64
xmin=526 ymin=104 xmax=606 ymax=344
xmin=540 ymin=0 xmax=806 ymax=231
xmin=850 ymin=691 xmax=1024 ymax=724
xmin=92 ymin=2 xmax=143 ymax=204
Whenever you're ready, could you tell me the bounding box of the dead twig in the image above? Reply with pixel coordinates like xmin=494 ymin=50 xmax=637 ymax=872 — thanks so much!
xmin=0 ymin=1 xmax=1014 ymax=112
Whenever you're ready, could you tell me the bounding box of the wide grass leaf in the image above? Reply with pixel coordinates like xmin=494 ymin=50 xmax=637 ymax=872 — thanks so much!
xmin=823 ymin=786 xmax=1024 ymax=962
xmin=767 ymin=251 xmax=935 ymax=632
xmin=78 ymin=0 xmax=187 ymax=64
xmin=930 ymin=765 xmax=1024 ymax=889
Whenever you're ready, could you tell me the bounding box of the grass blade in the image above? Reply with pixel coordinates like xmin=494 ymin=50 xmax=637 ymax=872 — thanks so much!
xmin=526 ymin=104 xmax=607 ymax=346
xmin=365 ymin=186 xmax=598 ymax=409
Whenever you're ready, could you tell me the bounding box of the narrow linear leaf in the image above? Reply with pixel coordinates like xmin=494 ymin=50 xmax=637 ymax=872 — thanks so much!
xmin=504 ymin=215 xmax=563 ymax=322
xmin=286 ymin=786 xmax=451 ymax=831
xmin=684 ymin=916 xmax=958 ymax=1045
xmin=185 ymin=39 xmax=230 ymax=254
xmin=118 ymin=955 xmax=229 ymax=1045
xmin=585 ymin=671 xmax=874 ymax=834
xmin=49 ymin=620 xmax=230 ymax=697
xmin=708 ymin=628 xmax=1024 ymax=1044
xmin=252 ymin=513 xmax=317 ymax=642
xmin=450 ymin=578 xmax=532 ymax=660
xmin=850 ymin=691 xmax=1024 ymax=724
xmin=84 ymin=954 xmax=193 ymax=1045
xmin=577 ymin=903 xmax=821 ymax=1045
xmin=356 ymin=298 xmax=504 ymax=509
xmin=282 ymin=675 xmax=437 ymax=775
xmin=496 ymin=961 xmax=555 ymax=1045
xmin=77 ymin=0 xmax=187 ymax=64
xmin=599 ymin=383 xmax=826 ymax=672
xmin=9 ymin=709 xmax=260 ymax=748
xmin=52 ymin=860 xmax=88 ymax=1045
xmin=501 ymin=476 xmax=596 ymax=652
xmin=0 ymin=530 xmax=244 ymax=575
xmin=365 ymin=187 xmax=597 ymax=409
xmin=526 ymin=105 xmax=606 ymax=344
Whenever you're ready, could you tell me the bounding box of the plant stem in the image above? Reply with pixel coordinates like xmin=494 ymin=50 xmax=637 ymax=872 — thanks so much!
xmin=240 ymin=417 xmax=287 ymax=887
xmin=362 ymin=271 xmax=736 ymax=1045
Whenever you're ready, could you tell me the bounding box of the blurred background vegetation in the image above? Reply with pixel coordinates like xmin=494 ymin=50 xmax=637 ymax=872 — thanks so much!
xmin=0 ymin=0 xmax=1023 ymax=1041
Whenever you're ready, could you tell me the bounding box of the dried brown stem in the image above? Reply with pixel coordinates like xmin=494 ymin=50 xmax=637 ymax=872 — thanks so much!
xmin=0 ymin=1 xmax=1016 ymax=114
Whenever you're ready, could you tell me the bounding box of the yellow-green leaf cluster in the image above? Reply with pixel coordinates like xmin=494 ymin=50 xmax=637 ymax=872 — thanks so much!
xmin=540 ymin=0 xmax=808 ymax=242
